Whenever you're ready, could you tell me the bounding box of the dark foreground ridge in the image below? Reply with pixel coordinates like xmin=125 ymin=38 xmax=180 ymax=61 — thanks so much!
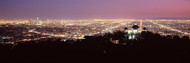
xmin=0 ymin=31 xmax=190 ymax=63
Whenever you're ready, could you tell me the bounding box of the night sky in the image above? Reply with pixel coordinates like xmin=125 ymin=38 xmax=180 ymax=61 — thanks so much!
xmin=0 ymin=0 xmax=190 ymax=19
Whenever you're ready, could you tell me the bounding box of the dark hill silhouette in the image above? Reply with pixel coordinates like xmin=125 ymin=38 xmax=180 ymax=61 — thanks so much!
xmin=0 ymin=31 xmax=190 ymax=63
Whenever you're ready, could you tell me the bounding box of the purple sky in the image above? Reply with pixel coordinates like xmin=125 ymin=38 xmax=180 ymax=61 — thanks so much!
xmin=0 ymin=0 xmax=190 ymax=19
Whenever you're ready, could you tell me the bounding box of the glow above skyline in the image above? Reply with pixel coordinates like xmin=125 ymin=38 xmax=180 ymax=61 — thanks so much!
xmin=0 ymin=0 xmax=190 ymax=19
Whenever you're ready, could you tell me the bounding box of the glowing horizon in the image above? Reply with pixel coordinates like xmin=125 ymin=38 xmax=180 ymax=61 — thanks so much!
xmin=1 ymin=0 xmax=190 ymax=19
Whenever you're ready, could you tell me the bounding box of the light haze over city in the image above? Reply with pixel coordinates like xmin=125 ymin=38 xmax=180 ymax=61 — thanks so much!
xmin=0 ymin=0 xmax=190 ymax=19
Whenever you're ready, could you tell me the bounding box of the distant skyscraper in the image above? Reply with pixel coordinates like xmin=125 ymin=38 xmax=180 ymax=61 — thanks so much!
xmin=140 ymin=20 xmax=143 ymax=30
xmin=37 ymin=17 xmax=39 ymax=21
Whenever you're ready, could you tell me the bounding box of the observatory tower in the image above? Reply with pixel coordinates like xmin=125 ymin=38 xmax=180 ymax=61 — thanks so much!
xmin=126 ymin=24 xmax=142 ymax=39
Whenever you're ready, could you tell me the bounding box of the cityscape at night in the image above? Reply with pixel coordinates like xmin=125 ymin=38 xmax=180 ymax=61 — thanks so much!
xmin=0 ymin=18 xmax=190 ymax=44
xmin=1 ymin=0 xmax=190 ymax=63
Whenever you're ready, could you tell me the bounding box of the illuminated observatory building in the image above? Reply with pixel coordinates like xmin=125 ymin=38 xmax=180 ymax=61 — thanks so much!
xmin=125 ymin=24 xmax=142 ymax=40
